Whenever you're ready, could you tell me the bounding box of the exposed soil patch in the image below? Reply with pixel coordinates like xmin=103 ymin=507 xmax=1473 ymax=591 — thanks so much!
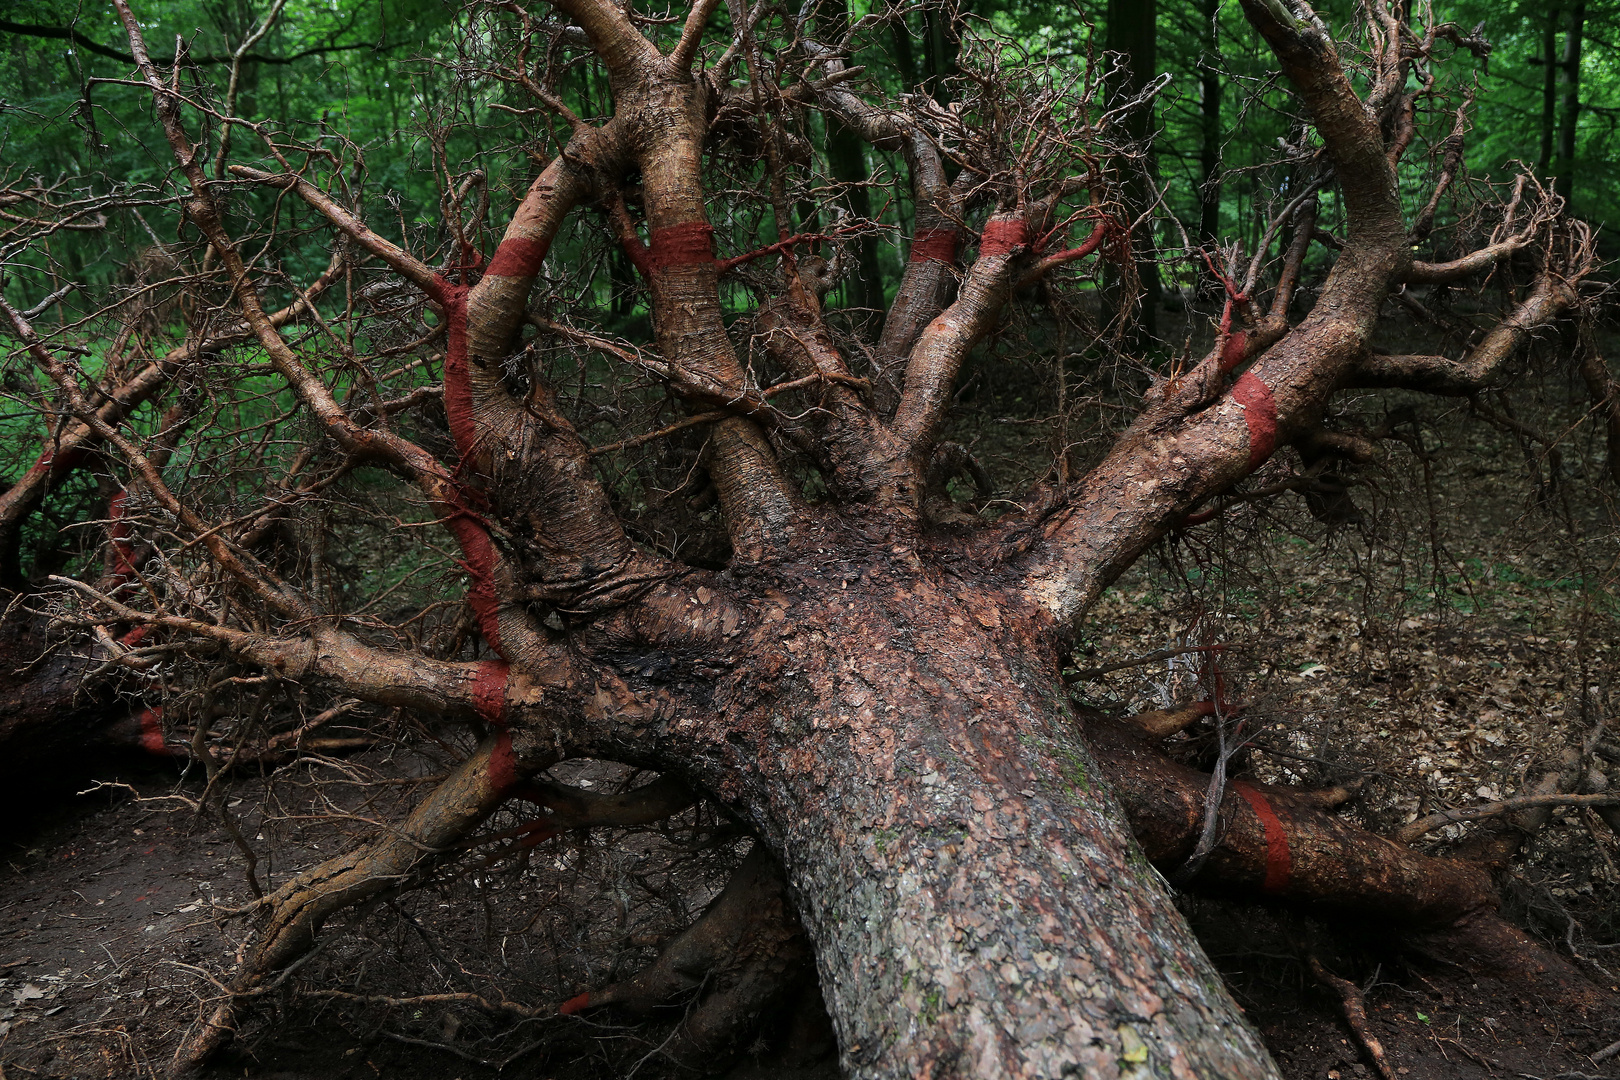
xmin=2 ymin=762 xmax=1615 ymax=1079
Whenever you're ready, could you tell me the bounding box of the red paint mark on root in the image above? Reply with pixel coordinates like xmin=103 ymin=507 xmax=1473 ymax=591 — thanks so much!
xmin=558 ymin=992 xmax=591 ymax=1015
xmin=444 ymin=512 xmax=503 ymax=651
xmin=513 ymin=819 xmax=562 ymax=850
xmin=475 ymin=661 xmax=517 ymax=793
xmin=1232 ymin=781 xmax=1292 ymax=893
xmin=979 ymin=219 xmax=1028 ymax=258
xmin=438 ymin=285 xmax=476 ymax=459
xmin=1231 ymin=372 xmax=1277 ymax=470
xmin=24 ymin=445 xmax=90 ymax=484
xmin=484 ymin=235 xmax=553 ymax=278
xmin=910 ymin=227 xmax=959 ymax=264
xmin=645 ymin=222 xmax=716 ymax=272
xmin=1218 ymin=330 xmax=1250 ymax=374
xmin=137 ymin=705 xmax=165 ymax=756
xmin=473 ymin=661 xmax=509 ymax=725
xmin=434 ymin=281 xmax=506 ymax=653
xmin=490 ymin=729 xmax=517 ymax=794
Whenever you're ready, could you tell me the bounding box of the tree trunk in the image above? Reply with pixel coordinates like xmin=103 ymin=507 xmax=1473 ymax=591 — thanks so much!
xmin=821 ymin=0 xmax=886 ymax=323
xmin=1555 ymin=1 xmax=1585 ymax=204
xmin=620 ymin=554 xmax=1279 ymax=1078
xmin=1106 ymin=0 xmax=1160 ymax=338
xmin=920 ymin=2 xmax=961 ymax=105
xmin=1537 ymin=6 xmax=1558 ymax=176
xmin=0 ymin=614 xmax=124 ymax=780
xmin=1198 ymin=0 xmax=1222 ymax=294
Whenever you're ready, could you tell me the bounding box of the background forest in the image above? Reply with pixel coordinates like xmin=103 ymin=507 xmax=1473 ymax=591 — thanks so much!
xmin=4 ymin=0 xmax=1620 ymax=303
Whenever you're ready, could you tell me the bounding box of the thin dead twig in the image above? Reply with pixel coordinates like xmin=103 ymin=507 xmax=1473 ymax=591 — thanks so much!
xmin=1397 ymin=793 xmax=1620 ymax=844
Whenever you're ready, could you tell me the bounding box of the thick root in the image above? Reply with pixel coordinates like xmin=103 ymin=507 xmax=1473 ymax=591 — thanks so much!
xmin=1088 ymin=714 xmax=1495 ymax=920
xmin=168 ymin=735 xmax=554 ymax=1077
xmin=561 ymin=843 xmax=814 ymax=1070
xmin=1086 ymin=713 xmax=1609 ymax=1007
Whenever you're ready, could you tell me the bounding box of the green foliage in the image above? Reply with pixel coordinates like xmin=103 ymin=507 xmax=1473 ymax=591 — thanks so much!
xmin=0 ymin=0 xmax=1611 ymax=587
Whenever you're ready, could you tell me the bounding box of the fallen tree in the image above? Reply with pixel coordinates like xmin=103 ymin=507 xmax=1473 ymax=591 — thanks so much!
xmin=0 ymin=0 xmax=1615 ymax=1076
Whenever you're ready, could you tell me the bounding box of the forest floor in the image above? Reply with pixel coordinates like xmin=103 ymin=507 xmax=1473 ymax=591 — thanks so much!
xmin=2 ymin=345 xmax=1619 ymax=1078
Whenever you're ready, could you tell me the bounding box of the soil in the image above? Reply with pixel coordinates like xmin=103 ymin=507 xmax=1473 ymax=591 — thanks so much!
xmin=2 ymin=761 xmax=1615 ymax=1079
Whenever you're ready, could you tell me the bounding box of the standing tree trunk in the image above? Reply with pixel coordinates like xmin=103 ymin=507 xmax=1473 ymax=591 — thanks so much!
xmin=1198 ymin=0 xmax=1223 ymax=291
xmin=1555 ymin=1 xmax=1585 ymax=204
xmin=1106 ymin=0 xmax=1161 ymax=338
xmin=820 ymin=0 xmax=887 ymax=324
xmin=1537 ymin=6 xmax=1558 ymax=176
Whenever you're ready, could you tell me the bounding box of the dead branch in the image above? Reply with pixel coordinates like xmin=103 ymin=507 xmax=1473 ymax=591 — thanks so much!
xmin=1396 ymin=793 xmax=1620 ymax=844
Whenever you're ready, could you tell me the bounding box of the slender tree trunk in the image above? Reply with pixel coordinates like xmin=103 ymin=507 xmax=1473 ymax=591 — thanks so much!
xmin=889 ymin=15 xmax=919 ymax=90
xmin=1555 ymin=1 xmax=1585 ymax=204
xmin=920 ymin=2 xmax=962 ymax=105
xmin=1106 ymin=0 xmax=1160 ymax=338
xmin=821 ymin=0 xmax=886 ymax=322
xmin=826 ymin=119 xmax=888 ymax=321
xmin=1537 ymin=8 xmax=1557 ymax=176
xmin=1198 ymin=0 xmax=1222 ymax=291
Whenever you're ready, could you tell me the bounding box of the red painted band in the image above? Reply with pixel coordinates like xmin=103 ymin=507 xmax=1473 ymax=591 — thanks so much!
xmin=645 ymin=222 xmax=716 ymax=271
xmin=558 ymin=992 xmax=591 ymax=1015
xmin=434 ymin=280 xmax=507 ymax=654
xmin=490 ymin=728 xmax=518 ymax=794
xmin=1232 ymin=781 xmax=1291 ymax=893
xmin=34 ymin=444 xmax=90 ymax=476
xmin=138 ymin=705 xmax=165 ymax=756
xmin=1218 ymin=330 xmax=1250 ymax=374
xmin=514 ymin=820 xmax=562 ymax=850
xmin=475 ymin=660 xmax=518 ymax=793
xmin=473 ymin=660 xmax=509 ymax=724
xmin=979 ymin=219 xmax=1028 ymax=258
xmin=443 ymin=513 xmax=502 ymax=651
xmin=438 ymin=286 xmax=476 ymax=460
xmin=484 ymin=235 xmax=552 ymax=278
xmin=910 ymin=227 xmax=959 ymax=264
xmin=1231 ymin=372 xmax=1277 ymax=470
xmin=119 ymin=624 xmax=152 ymax=648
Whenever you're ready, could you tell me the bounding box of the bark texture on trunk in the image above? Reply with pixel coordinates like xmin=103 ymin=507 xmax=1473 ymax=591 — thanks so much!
xmin=591 ymin=542 xmax=1279 ymax=1079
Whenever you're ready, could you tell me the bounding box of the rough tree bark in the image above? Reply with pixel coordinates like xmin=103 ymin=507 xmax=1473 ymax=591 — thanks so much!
xmin=0 ymin=0 xmax=1610 ymax=1078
